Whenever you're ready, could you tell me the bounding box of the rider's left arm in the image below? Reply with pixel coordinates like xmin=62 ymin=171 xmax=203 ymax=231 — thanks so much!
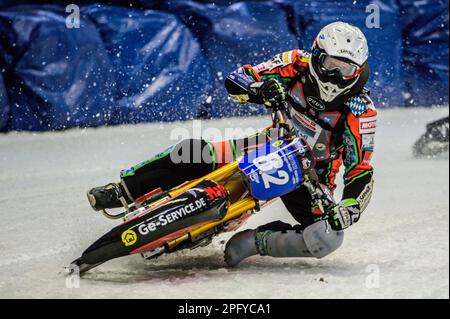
xmin=329 ymin=106 xmax=378 ymax=231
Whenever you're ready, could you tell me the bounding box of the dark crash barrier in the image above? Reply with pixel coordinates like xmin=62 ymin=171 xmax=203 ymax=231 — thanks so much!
xmin=0 ymin=0 xmax=448 ymax=131
xmin=0 ymin=73 xmax=8 ymax=131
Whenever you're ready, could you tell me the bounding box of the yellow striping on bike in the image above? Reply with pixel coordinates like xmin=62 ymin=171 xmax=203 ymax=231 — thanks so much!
xmin=165 ymin=161 xmax=253 ymax=249
xmin=167 ymin=197 xmax=256 ymax=249
xmin=168 ymin=161 xmax=239 ymax=198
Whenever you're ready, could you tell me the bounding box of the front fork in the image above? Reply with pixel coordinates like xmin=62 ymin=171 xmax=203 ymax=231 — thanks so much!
xmin=302 ymin=173 xmax=336 ymax=227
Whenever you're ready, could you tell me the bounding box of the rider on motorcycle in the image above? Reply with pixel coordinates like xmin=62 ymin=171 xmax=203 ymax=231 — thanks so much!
xmin=87 ymin=22 xmax=377 ymax=267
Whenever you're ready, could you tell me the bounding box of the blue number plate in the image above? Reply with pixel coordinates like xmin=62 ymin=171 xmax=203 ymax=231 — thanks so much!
xmin=238 ymin=138 xmax=305 ymax=200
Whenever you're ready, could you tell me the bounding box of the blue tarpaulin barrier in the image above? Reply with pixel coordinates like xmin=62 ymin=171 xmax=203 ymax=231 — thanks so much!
xmin=0 ymin=5 xmax=117 ymax=130
xmin=397 ymin=0 xmax=449 ymax=106
xmin=0 ymin=4 xmax=212 ymax=130
xmin=84 ymin=5 xmax=213 ymax=124
xmin=156 ymin=1 xmax=298 ymax=118
xmin=0 ymin=0 xmax=448 ymax=131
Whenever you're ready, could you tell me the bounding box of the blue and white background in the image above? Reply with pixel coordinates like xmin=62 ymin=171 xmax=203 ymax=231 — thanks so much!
xmin=0 ymin=0 xmax=448 ymax=131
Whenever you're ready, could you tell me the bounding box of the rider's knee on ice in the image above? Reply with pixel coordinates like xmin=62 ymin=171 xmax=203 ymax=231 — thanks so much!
xmin=303 ymin=221 xmax=344 ymax=258
xmin=264 ymin=230 xmax=314 ymax=258
xmin=264 ymin=221 xmax=344 ymax=259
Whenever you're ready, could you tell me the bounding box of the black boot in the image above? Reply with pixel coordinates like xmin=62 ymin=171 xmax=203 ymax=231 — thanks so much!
xmin=87 ymin=183 xmax=127 ymax=211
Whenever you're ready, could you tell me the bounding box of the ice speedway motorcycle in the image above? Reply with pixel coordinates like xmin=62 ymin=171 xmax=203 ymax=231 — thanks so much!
xmin=68 ymin=103 xmax=337 ymax=275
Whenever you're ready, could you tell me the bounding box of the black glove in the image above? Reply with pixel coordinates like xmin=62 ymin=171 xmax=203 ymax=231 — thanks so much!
xmin=249 ymin=79 xmax=286 ymax=107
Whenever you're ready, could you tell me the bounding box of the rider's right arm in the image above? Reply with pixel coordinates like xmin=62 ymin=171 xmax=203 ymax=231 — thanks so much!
xmin=224 ymin=65 xmax=263 ymax=104
xmin=224 ymin=49 xmax=306 ymax=104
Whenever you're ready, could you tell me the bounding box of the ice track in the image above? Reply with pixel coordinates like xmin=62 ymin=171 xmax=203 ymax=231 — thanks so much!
xmin=0 ymin=107 xmax=448 ymax=298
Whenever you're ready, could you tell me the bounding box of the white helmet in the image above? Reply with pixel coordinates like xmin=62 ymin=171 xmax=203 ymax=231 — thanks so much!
xmin=309 ymin=22 xmax=369 ymax=103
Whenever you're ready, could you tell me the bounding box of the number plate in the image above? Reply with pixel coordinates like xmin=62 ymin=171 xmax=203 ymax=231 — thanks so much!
xmin=238 ymin=139 xmax=304 ymax=200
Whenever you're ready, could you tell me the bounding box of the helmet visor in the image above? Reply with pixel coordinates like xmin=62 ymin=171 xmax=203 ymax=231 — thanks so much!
xmin=321 ymin=55 xmax=358 ymax=78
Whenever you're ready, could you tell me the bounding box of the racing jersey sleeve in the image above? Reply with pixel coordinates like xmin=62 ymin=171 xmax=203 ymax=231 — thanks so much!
xmin=340 ymin=92 xmax=377 ymax=213
xmin=224 ymin=50 xmax=308 ymax=104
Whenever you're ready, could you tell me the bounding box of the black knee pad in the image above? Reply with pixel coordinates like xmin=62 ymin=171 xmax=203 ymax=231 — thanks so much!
xmin=257 ymin=220 xmax=294 ymax=232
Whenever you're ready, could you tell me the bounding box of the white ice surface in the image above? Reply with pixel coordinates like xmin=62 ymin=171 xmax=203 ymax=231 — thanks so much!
xmin=0 ymin=107 xmax=448 ymax=299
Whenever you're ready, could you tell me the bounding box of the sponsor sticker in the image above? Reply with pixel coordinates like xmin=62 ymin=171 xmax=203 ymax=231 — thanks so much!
xmin=204 ymin=185 xmax=228 ymax=200
xmin=291 ymin=109 xmax=324 ymax=153
xmin=121 ymin=229 xmax=137 ymax=247
xmin=256 ymin=54 xmax=286 ymax=71
xmin=362 ymin=151 xmax=373 ymax=165
xmin=359 ymin=117 xmax=377 ymax=134
xmin=270 ymin=54 xmax=283 ymax=67
xmin=362 ymin=134 xmax=375 ymax=151
xmin=138 ymin=198 xmax=207 ymax=236
xmin=249 ymin=170 xmax=260 ymax=184
xmin=315 ymin=143 xmax=326 ymax=151
xmin=302 ymin=157 xmax=312 ymax=170
xmin=255 ymin=63 xmax=268 ymax=72
xmin=230 ymin=94 xmax=249 ymax=103
xmin=306 ymin=96 xmax=326 ymax=111
xmin=282 ymin=51 xmax=292 ymax=64
xmin=293 ymin=111 xmax=317 ymax=135
xmin=272 ymin=140 xmax=284 ymax=147
xmin=357 ymin=180 xmax=373 ymax=211
xmin=338 ymin=49 xmax=356 ymax=58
